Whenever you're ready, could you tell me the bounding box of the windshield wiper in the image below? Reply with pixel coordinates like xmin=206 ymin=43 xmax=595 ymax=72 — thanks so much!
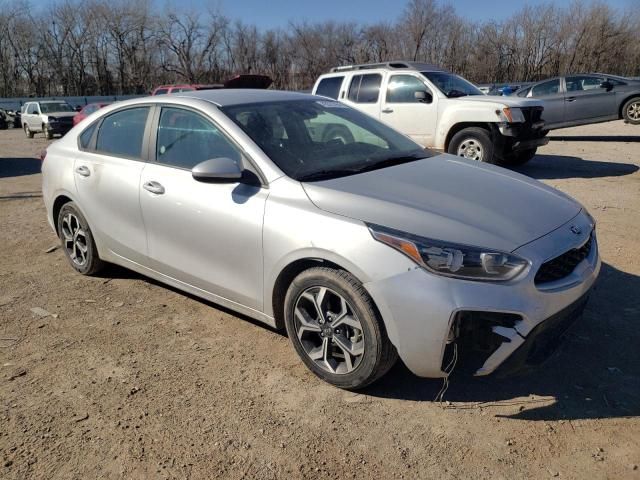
xmin=447 ymin=89 xmax=468 ymax=98
xmin=352 ymin=154 xmax=426 ymax=174
xmin=298 ymin=169 xmax=361 ymax=182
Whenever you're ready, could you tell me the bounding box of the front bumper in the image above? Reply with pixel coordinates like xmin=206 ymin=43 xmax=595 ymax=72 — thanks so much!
xmin=46 ymin=121 xmax=73 ymax=135
xmin=364 ymin=210 xmax=600 ymax=378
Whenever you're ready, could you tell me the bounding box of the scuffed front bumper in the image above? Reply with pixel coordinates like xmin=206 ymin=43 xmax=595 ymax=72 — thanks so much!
xmin=364 ymin=210 xmax=600 ymax=378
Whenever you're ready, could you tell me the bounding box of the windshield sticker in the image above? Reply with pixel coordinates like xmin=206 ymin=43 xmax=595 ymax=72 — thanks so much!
xmin=316 ymin=100 xmax=349 ymax=108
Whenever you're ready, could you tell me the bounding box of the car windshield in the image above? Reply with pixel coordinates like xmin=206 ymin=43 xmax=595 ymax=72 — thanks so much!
xmin=40 ymin=102 xmax=75 ymax=113
xmin=421 ymin=72 xmax=483 ymax=98
xmin=222 ymin=99 xmax=431 ymax=181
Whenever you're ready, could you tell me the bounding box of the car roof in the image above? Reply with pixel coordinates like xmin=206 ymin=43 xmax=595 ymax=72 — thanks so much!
xmin=174 ymin=89 xmax=315 ymax=106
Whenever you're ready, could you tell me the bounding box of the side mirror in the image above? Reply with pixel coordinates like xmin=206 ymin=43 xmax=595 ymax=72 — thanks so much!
xmin=192 ymin=157 xmax=243 ymax=182
xmin=600 ymin=80 xmax=613 ymax=91
xmin=414 ymin=90 xmax=433 ymax=103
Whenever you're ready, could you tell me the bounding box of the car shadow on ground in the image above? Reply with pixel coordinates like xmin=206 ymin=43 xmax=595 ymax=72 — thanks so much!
xmin=0 ymin=157 xmax=42 ymax=178
xmin=513 ymin=154 xmax=638 ymax=180
xmin=549 ymin=135 xmax=640 ymax=142
xmin=365 ymin=263 xmax=640 ymax=421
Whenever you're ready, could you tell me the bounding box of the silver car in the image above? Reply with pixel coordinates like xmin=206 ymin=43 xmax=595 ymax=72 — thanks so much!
xmin=41 ymin=90 xmax=600 ymax=389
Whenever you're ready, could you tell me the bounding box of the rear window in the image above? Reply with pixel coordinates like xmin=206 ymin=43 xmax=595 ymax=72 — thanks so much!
xmin=315 ymin=77 xmax=343 ymax=99
xmin=96 ymin=107 xmax=150 ymax=159
xmin=347 ymin=74 xmax=382 ymax=103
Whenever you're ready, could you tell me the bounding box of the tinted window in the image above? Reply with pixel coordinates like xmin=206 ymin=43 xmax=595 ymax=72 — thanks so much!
xmin=517 ymin=87 xmax=531 ymax=97
xmin=316 ymin=77 xmax=343 ymax=99
xmin=79 ymin=122 xmax=98 ymax=149
xmin=96 ymin=107 xmax=150 ymax=158
xmin=531 ymin=79 xmax=560 ymax=97
xmin=348 ymin=74 xmax=381 ymax=103
xmin=421 ymin=72 xmax=483 ymax=97
xmin=154 ymin=88 xmax=169 ymax=95
xmin=27 ymin=104 xmax=38 ymax=114
xmin=40 ymin=102 xmax=74 ymax=113
xmin=566 ymin=75 xmax=604 ymax=92
xmin=222 ymin=99 xmax=429 ymax=181
xmin=156 ymin=107 xmax=241 ymax=169
xmin=386 ymin=75 xmax=430 ymax=103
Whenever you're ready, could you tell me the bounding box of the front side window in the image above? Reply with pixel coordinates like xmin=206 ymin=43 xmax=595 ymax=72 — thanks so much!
xmin=155 ymin=107 xmax=241 ymax=170
xmin=222 ymin=99 xmax=430 ymax=181
xmin=386 ymin=75 xmax=431 ymax=103
xmin=565 ymin=75 xmax=605 ymax=92
xmin=531 ymin=79 xmax=560 ymax=97
xmin=96 ymin=107 xmax=150 ymax=159
xmin=316 ymin=77 xmax=344 ymax=100
xmin=27 ymin=104 xmax=38 ymax=114
xmin=347 ymin=74 xmax=382 ymax=103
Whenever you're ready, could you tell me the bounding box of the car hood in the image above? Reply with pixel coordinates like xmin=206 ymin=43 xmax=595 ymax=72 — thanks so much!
xmin=47 ymin=112 xmax=76 ymax=119
xmin=301 ymin=155 xmax=581 ymax=253
xmin=452 ymin=95 xmax=544 ymax=108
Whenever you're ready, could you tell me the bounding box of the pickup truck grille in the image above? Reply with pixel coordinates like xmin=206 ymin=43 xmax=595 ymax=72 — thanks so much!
xmin=520 ymin=106 xmax=543 ymax=125
xmin=534 ymin=234 xmax=593 ymax=285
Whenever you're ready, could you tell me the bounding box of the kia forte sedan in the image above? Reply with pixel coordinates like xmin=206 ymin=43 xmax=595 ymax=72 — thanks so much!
xmin=41 ymin=90 xmax=600 ymax=389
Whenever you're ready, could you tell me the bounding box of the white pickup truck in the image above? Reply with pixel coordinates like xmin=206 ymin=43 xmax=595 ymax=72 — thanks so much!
xmin=312 ymin=62 xmax=549 ymax=166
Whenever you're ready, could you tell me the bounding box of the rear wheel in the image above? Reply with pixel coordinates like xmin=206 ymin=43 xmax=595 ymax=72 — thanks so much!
xmin=448 ymin=127 xmax=496 ymax=163
xmin=57 ymin=202 xmax=104 ymax=275
xmin=284 ymin=267 xmax=397 ymax=390
xmin=622 ymin=97 xmax=640 ymax=125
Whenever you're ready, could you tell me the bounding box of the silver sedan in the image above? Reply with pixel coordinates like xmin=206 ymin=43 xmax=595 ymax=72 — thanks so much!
xmin=41 ymin=90 xmax=600 ymax=389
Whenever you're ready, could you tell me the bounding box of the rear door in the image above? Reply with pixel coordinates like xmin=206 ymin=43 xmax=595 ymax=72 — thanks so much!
xmin=528 ymin=79 xmax=564 ymax=127
xmin=563 ymin=75 xmax=617 ymax=123
xmin=25 ymin=103 xmax=40 ymax=131
xmin=379 ymin=73 xmax=436 ymax=146
xmin=139 ymin=106 xmax=268 ymax=310
xmin=342 ymin=73 xmax=383 ymax=119
xmin=73 ymin=106 xmax=151 ymax=263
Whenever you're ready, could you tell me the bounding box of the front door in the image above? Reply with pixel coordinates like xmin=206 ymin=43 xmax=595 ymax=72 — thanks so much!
xmin=563 ymin=75 xmax=618 ymax=123
xmin=379 ymin=73 xmax=437 ymax=147
xmin=139 ymin=106 xmax=267 ymax=310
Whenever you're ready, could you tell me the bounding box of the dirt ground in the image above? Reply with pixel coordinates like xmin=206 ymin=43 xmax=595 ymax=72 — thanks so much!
xmin=1 ymin=120 xmax=639 ymax=480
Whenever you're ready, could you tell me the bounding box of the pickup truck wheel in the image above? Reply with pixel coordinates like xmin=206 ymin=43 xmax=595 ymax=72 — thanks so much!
xmin=322 ymin=125 xmax=355 ymax=145
xmin=44 ymin=125 xmax=54 ymax=140
xmin=24 ymin=124 xmax=34 ymax=139
xmin=622 ymin=97 xmax=640 ymax=124
xmin=503 ymin=148 xmax=537 ymax=166
xmin=448 ymin=127 xmax=495 ymax=163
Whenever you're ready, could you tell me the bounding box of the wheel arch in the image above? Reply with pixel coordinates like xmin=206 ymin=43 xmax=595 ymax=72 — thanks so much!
xmin=444 ymin=122 xmax=494 ymax=151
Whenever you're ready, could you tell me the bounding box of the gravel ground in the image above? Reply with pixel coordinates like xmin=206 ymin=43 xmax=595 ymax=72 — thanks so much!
xmin=1 ymin=121 xmax=639 ymax=479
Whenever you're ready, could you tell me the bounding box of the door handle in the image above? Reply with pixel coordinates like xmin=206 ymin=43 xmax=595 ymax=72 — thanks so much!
xmin=143 ymin=181 xmax=165 ymax=195
xmin=565 ymin=96 xmax=576 ymax=102
xmin=75 ymin=165 xmax=90 ymax=177
xmin=382 ymin=108 xmax=394 ymax=113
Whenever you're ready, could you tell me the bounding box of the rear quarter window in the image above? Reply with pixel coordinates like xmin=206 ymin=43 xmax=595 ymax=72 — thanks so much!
xmin=315 ymin=77 xmax=344 ymax=99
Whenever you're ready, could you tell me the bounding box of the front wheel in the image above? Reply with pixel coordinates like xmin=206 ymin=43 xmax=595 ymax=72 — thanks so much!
xmin=284 ymin=267 xmax=397 ymax=390
xmin=44 ymin=125 xmax=54 ymax=139
xmin=622 ymin=97 xmax=640 ymax=124
xmin=447 ymin=127 xmax=496 ymax=163
xmin=24 ymin=124 xmax=34 ymax=138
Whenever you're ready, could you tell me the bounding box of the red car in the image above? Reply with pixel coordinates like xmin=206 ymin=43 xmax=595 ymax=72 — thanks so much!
xmin=151 ymin=74 xmax=272 ymax=96
xmin=73 ymin=103 xmax=110 ymax=126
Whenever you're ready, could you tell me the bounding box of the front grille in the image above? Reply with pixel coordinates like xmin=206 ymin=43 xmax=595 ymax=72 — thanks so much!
xmin=521 ymin=106 xmax=543 ymax=124
xmin=535 ymin=235 xmax=593 ymax=285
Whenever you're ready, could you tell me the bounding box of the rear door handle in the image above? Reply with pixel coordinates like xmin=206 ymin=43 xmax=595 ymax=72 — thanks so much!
xmin=143 ymin=181 xmax=165 ymax=195
xmin=565 ymin=96 xmax=576 ymax=102
xmin=75 ymin=165 xmax=90 ymax=177
xmin=382 ymin=108 xmax=394 ymax=113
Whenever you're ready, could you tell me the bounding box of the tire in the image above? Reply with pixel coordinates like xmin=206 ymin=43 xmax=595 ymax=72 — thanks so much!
xmin=57 ymin=202 xmax=104 ymax=275
xmin=502 ymin=147 xmax=537 ymax=166
xmin=44 ymin=125 xmax=54 ymax=139
xmin=447 ymin=127 xmax=496 ymax=163
xmin=322 ymin=125 xmax=355 ymax=144
xmin=622 ymin=97 xmax=640 ymax=125
xmin=284 ymin=267 xmax=397 ymax=390
xmin=24 ymin=124 xmax=34 ymax=138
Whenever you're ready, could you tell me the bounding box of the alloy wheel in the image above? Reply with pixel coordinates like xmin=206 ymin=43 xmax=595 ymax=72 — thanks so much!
xmin=61 ymin=213 xmax=88 ymax=267
xmin=457 ymin=138 xmax=484 ymax=160
xmin=627 ymin=101 xmax=640 ymax=121
xmin=293 ymin=286 xmax=365 ymax=374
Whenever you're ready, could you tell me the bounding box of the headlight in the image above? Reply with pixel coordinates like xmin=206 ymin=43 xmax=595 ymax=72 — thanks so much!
xmin=368 ymin=224 xmax=529 ymax=281
xmin=496 ymin=107 xmax=525 ymax=123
